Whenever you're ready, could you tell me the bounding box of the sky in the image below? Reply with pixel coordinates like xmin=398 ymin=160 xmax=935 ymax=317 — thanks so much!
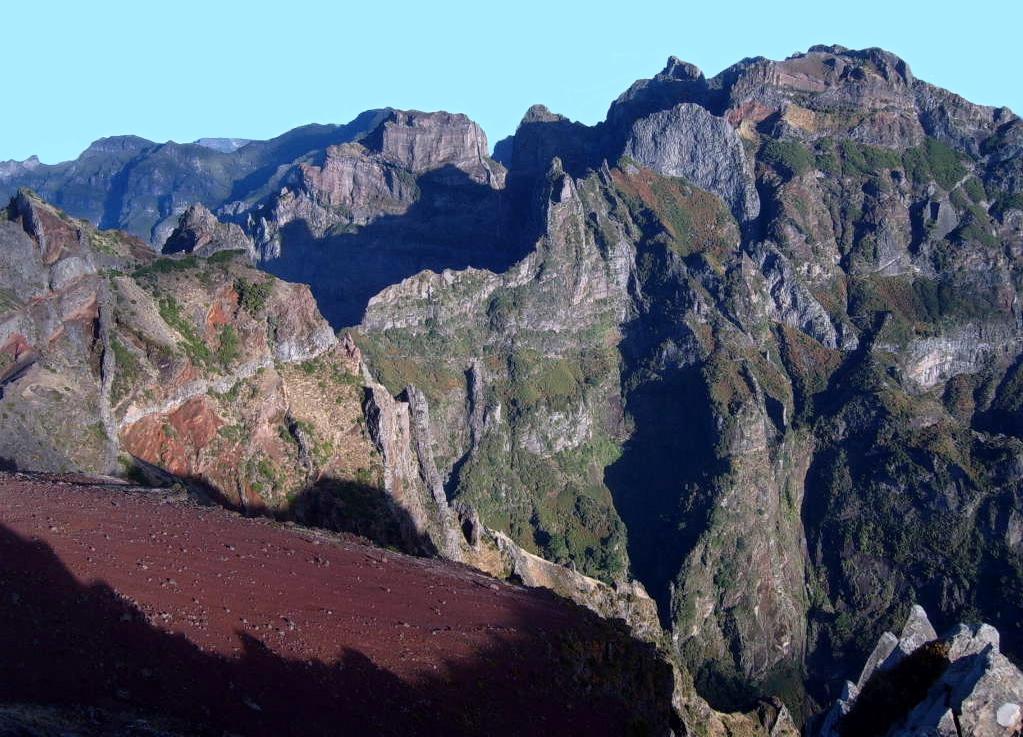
xmin=2 ymin=0 xmax=1018 ymax=164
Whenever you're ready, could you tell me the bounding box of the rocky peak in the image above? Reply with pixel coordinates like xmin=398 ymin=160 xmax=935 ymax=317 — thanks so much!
xmin=4 ymin=189 xmax=93 ymax=271
xmin=361 ymin=109 xmax=500 ymax=186
xmin=660 ymin=55 xmax=705 ymax=82
xmin=508 ymin=105 xmax=601 ymax=184
xmin=821 ymin=606 xmax=1023 ymax=737
xmin=0 ymin=156 xmax=41 ymax=179
xmin=521 ymin=104 xmax=570 ymax=125
xmin=162 ymin=203 xmax=256 ymax=261
xmin=622 ymin=102 xmax=760 ymax=221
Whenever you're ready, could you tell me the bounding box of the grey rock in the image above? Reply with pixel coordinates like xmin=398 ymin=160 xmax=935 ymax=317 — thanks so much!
xmin=821 ymin=608 xmax=1023 ymax=737
xmin=623 ymin=102 xmax=760 ymax=222
xmin=751 ymin=243 xmax=838 ymax=348
xmin=162 ymin=203 xmax=256 ymax=261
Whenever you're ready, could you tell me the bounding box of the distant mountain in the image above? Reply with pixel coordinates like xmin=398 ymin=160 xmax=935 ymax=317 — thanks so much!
xmin=0 ymin=111 xmax=391 ymax=246
xmin=192 ymin=137 xmax=251 ymax=152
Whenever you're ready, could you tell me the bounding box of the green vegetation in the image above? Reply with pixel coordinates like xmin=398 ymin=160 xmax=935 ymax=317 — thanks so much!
xmin=611 ymin=166 xmax=738 ymax=264
xmin=901 ymin=138 xmax=967 ymax=190
xmin=206 ymin=249 xmax=246 ymax=265
xmin=235 ymin=277 xmax=273 ymax=315
xmin=133 ymin=255 xmax=199 ymax=280
xmin=247 ymin=453 xmax=287 ymax=496
xmin=216 ymin=325 xmax=240 ymax=367
xmin=993 ymin=189 xmax=1023 ymax=215
xmin=950 ymin=203 xmax=999 ymax=248
xmin=110 ymin=337 xmax=143 ymax=403
xmin=0 ymin=288 xmax=21 ymax=315
xmin=840 ymin=140 xmax=902 ymax=178
xmin=157 ymin=295 xmax=214 ymax=368
xmin=760 ymin=139 xmax=814 ymax=177
xmin=847 ymin=275 xmax=993 ymax=338
xmin=89 ymin=231 xmax=124 ymax=256
xmin=218 ymin=423 xmax=246 ymax=443
xmin=209 ymin=379 xmax=243 ymax=404
xmin=962 ymin=176 xmax=987 ymax=204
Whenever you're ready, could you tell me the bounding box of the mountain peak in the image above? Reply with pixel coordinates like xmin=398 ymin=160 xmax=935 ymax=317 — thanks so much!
xmin=660 ymin=55 xmax=704 ymax=81
xmin=81 ymin=134 xmax=155 ymax=157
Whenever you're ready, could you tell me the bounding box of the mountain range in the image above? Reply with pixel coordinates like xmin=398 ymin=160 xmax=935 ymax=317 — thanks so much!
xmin=3 ymin=44 xmax=1023 ymax=736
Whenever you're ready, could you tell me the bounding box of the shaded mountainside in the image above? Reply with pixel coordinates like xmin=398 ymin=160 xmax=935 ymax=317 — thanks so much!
xmin=1 ymin=109 xmax=523 ymax=328
xmin=3 ymin=43 xmax=1023 ymax=731
xmin=0 ymin=473 xmax=679 ymax=737
xmin=0 ymin=112 xmax=389 ymax=246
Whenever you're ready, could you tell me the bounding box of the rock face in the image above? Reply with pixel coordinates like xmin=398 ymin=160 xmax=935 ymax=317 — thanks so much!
xmin=0 ymin=191 xmax=379 ymax=521
xmin=820 ymin=606 xmax=1023 ymax=737
xmin=0 ymin=109 xmax=517 ymax=328
xmin=161 ymin=203 xmax=256 ymax=261
xmin=623 ymin=102 xmax=760 ymax=222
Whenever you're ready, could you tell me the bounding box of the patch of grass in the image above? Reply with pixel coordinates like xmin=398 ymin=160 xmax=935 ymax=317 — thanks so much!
xmin=235 ymin=278 xmax=272 ymax=315
xmin=110 ymin=337 xmax=143 ymax=403
xmin=133 ymin=255 xmax=199 ymax=280
xmin=962 ymin=176 xmax=987 ymax=204
xmin=206 ymin=249 xmax=245 ymax=265
xmin=761 ymin=139 xmax=814 ymax=177
xmin=0 ymin=288 xmax=22 ymax=315
xmin=902 ymin=138 xmax=968 ymax=190
xmin=216 ymin=325 xmax=240 ymax=368
xmin=157 ymin=295 xmax=214 ymax=368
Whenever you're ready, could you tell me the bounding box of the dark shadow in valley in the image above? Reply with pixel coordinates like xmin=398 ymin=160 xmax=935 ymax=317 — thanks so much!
xmin=0 ymin=519 xmax=673 ymax=737
xmin=603 ymin=247 xmax=722 ymax=628
xmin=604 ymin=362 xmax=719 ymax=628
xmin=286 ymin=475 xmax=440 ymax=558
xmin=260 ymin=165 xmax=531 ymax=329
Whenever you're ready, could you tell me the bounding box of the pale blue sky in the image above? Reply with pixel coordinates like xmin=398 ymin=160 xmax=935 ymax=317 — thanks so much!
xmin=2 ymin=0 xmax=1017 ymax=163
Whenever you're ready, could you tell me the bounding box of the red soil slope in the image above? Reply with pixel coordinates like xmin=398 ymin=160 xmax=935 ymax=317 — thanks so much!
xmin=0 ymin=473 xmax=672 ymax=737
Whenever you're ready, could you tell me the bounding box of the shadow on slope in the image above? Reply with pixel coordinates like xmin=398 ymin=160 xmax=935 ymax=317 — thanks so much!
xmin=0 ymin=519 xmax=673 ymax=737
xmin=287 ymin=475 xmax=440 ymax=558
xmin=602 ymin=244 xmax=721 ymax=627
xmin=260 ymin=165 xmax=529 ymax=328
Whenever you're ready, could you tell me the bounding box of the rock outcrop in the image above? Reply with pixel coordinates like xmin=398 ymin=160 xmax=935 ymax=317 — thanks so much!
xmin=0 ymin=193 xmax=381 ymax=522
xmin=821 ymin=606 xmax=1023 ymax=737
xmin=162 ymin=203 xmax=256 ymax=261
xmin=353 ymin=43 xmax=1023 ymax=727
xmin=623 ymin=102 xmax=760 ymax=222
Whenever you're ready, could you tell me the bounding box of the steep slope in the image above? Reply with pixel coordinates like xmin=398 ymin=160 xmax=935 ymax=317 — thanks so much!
xmin=239 ymin=109 xmax=520 ymax=326
xmin=354 ymin=45 xmax=1023 ymax=721
xmin=0 ymin=191 xmax=355 ymax=508
xmin=0 ymin=193 xmax=796 ymax=737
xmin=5 ymin=43 xmax=1023 ymax=729
xmin=0 ymin=473 xmax=678 ymax=737
xmin=1 ymin=110 xmax=524 ymax=328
